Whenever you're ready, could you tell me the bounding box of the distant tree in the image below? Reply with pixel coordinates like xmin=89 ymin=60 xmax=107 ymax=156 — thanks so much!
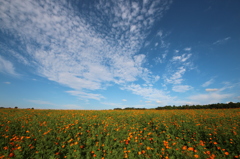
xmin=15 ymin=106 xmax=18 ymax=109
xmin=124 ymin=107 xmax=135 ymax=110
xmin=32 ymin=107 xmax=34 ymax=109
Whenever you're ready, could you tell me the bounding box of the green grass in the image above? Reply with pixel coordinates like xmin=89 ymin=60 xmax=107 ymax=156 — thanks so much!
xmin=0 ymin=109 xmax=240 ymax=159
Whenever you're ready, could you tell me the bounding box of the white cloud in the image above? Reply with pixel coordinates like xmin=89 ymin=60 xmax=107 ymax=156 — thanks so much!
xmin=172 ymin=53 xmax=192 ymax=62
xmin=145 ymin=101 xmax=152 ymax=103
xmin=184 ymin=47 xmax=191 ymax=51
xmin=144 ymin=41 xmax=150 ymax=47
xmin=188 ymin=93 xmax=232 ymax=105
xmin=157 ymin=30 xmax=163 ymax=37
xmin=165 ymin=66 xmax=186 ymax=84
xmin=122 ymin=84 xmax=174 ymax=102
xmin=66 ymin=90 xmax=105 ymax=100
xmin=4 ymin=82 xmax=11 ymax=84
xmin=202 ymin=78 xmax=214 ymax=87
xmin=0 ymin=0 xmax=172 ymax=100
xmin=172 ymin=85 xmax=193 ymax=92
xmin=0 ymin=44 xmax=30 ymax=65
xmin=154 ymin=57 xmax=163 ymax=64
xmin=156 ymin=100 xmax=162 ymax=104
xmin=122 ymin=99 xmax=127 ymax=102
xmin=205 ymin=88 xmax=219 ymax=92
xmin=0 ymin=56 xmax=19 ymax=76
xmin=62 ymin=104 xmax=83 ymax=110
xmin=27 ymin=100 xmax=57 ymax=106
xmin=164 ymin=49 xmax=194 ymax=86
xmin=213 ymin=37 xmax=231 ymax=45
xmin=28 ymin=100 xmax=83 ymax=109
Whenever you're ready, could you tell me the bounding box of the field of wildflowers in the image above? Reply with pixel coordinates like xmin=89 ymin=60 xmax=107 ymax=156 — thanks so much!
xmin=0 ymin=108 xmax=240 ymax=159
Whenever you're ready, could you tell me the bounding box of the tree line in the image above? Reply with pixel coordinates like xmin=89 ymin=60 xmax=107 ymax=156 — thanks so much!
xmin=114 ymin=102 xmax=240 ymax=110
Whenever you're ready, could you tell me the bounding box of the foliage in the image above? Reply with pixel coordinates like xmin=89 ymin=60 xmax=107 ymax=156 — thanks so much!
xmin=156 ymin=102 xmax=240 ymax=110
xmin=0 ymin=109 xmax=240 ymax=158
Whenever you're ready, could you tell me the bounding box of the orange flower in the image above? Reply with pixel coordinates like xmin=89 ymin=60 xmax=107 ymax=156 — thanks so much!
xmin=225 ymin=152 xmax=229 ymax=155
xmin=8 ymin=153 xmax=14 ymax=157
xmin=141 ymin=150 xmax=146 ymax=154
xmin=188 ymin=147 xmax=194 ymax=151
xmin=194 ymin=154 xmax=199 ymax=158
xmin=0 ymin=155 xmax=6 ymax=159
xmin=204 ymin=151 xmax=211 ymax=155
xmin=80 ymin=145 xmax=84 ymax=149
xmin=182 ymin=146 xmax=187 ymax=150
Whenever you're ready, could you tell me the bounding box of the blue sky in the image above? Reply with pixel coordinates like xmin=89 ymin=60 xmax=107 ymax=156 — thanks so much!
xmin=0 ymin=0 xmax=240 ymax=110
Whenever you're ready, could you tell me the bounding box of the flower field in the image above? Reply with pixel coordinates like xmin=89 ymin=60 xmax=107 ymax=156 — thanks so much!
xmin=0 ymin=108 xmax=240 ymax=159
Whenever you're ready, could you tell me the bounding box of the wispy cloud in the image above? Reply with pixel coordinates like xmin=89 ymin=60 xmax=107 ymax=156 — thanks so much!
xmin=172 ymin=53 xmax=192 ymax=63
xmin=165 ymin=66 xmax=186 ymax=84
xmin=66 ymin=90 xmax=105 ymax=100
xmin=164 ymin=48 xmax=194 ymax=86
xmin=122 ymin=84 xmax=174 ymax=103
xmin=205 ymin=88 xmax=218 ymax=92
xmin=122 ymin=99 xmax=127 ymax=102
xmin=145 ymin=101 xmax=152 ymax=103
xmin=0 ymin=56 xmax=19 ymax=76
xmin=188 ymin=93 xmax=232 ymax=104
xmin=202 ymin=78 xmax=214 ymax=87
xmin=184 ymin=47 xmax=191 ymax=51
xmin=0 ymin=0 xmax=172 ymax=100
xmin=172 ymin=85 xmax=193 ymax=92
xmin=4 ymin=82 xmax=11 ymax=84
xmin=27 ymin=100 xmax=57 ymax=106
xmin=62 ymin=104 xmax=83 ymax=110
xmin=213 ymin=37 xmax=231 ymax=45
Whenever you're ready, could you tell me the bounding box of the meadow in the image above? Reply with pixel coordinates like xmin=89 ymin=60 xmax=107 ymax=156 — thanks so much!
xmin=0 ymin=108 xmax=240 ymax=159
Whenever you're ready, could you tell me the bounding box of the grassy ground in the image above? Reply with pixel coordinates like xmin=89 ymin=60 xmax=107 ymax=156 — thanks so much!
xmin=0 ymin=108 xmax=240 ymax=159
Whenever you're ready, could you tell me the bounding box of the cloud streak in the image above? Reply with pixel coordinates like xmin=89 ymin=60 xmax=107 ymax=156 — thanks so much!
xmin=202 ymin=78 xmax=214 ymax=87
xmin=205 ymin=88 xmax=219 ymax=92
xmin=122 ymin=84 xmax=174 ymax=103
xmin=188 ymin=93 xmax=232 ymax=105
xmin=213 ymin=37 xmax=231 ymax=45
xmin=0 ymin=0 xmax=172 ymax=100
xmin=172 ymin=85 xmax=193 ymax=92
xmin=0 ymin=56 xmax=19 ymax=76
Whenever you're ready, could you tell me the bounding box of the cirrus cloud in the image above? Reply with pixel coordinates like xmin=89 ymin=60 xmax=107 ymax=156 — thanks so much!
xmin=0 ymin=0 xmax=172 ymax=100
